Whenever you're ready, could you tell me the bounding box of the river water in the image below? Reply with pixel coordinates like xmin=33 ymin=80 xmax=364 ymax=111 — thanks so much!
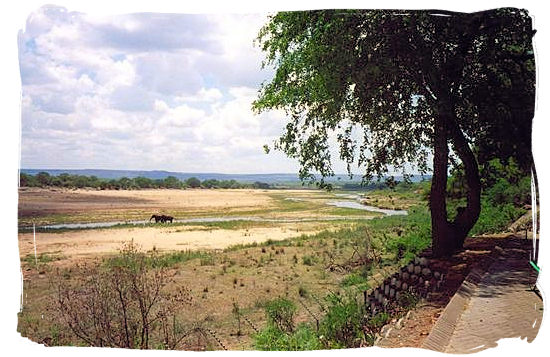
xmin=22 ymin=194 xmax=407 ymax=231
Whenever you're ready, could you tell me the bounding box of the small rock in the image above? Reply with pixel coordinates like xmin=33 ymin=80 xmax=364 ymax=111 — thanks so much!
xmin=396 ymin=317 xmax=405 ymax=329
xmin=414 ymin=265 xmax=422 ymax=275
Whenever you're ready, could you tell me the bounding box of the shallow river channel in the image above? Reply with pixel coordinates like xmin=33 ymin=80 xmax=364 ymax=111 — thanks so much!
xmin=23 ymin=194 xmax=407 ymax=231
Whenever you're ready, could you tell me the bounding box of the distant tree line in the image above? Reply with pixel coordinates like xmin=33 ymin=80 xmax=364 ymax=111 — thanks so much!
xmin=19 ymin=172 xmax=272 ymax=190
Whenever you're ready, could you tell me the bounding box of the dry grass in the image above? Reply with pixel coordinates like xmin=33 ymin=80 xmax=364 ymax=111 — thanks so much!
xmin=19 ymin=226 xmax=378 ymax=349
xmin=17 ymin=187 xmax=418 ymax=349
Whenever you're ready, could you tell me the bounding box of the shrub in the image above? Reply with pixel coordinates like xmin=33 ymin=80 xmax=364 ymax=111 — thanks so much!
xmin=340 ymin=273 xmax=369 ymax=291
xmin=302 ymin=255 xmax=317 ymax=266
xmin=318 ymin=293 xmax=365 ymax=348
xmin=264 ymin=297 xmax=297 ymax=333
xmin=364 ymin=311 xmax=390 ymax=336
xmin=397 ymin=291 xmax=419 ymax=309
xmin=254 ymin=324 xmax=321 ymax=351
xmin=385 ymin=206 xmax=431 ymax=263
xmin=470 ymin=199 xmax=526 ymax=235
xmin=486 ymin=176 xmax=531 ymax=206
xmin=54 ymin=241 xmax=193 ymax=349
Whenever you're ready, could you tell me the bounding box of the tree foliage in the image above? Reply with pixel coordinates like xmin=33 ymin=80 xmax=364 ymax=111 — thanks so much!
xmin=19 ymin=172 xmax=271 ymax=190
xmin=253 ymin=8 xmax=535 ymax=255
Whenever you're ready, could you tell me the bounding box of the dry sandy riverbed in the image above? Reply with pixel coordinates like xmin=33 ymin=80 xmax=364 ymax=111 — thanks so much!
xmin=18 ymin=188 xmax=358 ymax=262
xmin=18 ymin=223 xmax=328 ymax=262
xmin=18 ymin=187 xmax=279 ymax=222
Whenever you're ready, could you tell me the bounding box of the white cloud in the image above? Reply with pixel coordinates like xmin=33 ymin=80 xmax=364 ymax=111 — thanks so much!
xmin=175 ymin=87 xmax=223 ymax=103
xmin=18 ymin=6 xmax=304 ymax=173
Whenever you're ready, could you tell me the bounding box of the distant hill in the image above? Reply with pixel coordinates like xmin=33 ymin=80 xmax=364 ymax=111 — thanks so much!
xmin=20 ymin=168 xmax=429 ymax=185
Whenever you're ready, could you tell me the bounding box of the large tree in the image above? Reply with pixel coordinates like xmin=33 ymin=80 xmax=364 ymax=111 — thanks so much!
xmin=253 ymin=8 xmax=535 ymax=256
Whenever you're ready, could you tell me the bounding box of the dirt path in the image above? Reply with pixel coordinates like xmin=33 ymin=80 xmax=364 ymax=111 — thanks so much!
xmin=443 ymin=252 xmax=542 ymax=353
xmin=375 ymin=234 xmax=542 ymax=351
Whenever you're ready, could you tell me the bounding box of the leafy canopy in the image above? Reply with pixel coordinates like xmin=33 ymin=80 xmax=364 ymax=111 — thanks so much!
xmin=253 ymin=9 xmax=535 ymax=184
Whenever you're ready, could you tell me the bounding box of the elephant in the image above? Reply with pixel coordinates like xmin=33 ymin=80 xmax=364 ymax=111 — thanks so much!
xmin=150 ymin=214 xmax=174 ymax=223
xmin=150 ymin=214 xmax=163 ymax=223
xmin=162 ymin=215 xmax=174 ymax=223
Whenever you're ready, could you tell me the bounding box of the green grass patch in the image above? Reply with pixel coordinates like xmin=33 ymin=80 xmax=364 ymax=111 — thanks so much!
xmin=21 ymin=252 xmax=65 ymax=267
xmin=340 ymin=273 xmax=370 ymax=290
xmin=105 ymin=249 xmax=214 ymax=269
xmin=301 ymin=255 xmax=318 ymax=266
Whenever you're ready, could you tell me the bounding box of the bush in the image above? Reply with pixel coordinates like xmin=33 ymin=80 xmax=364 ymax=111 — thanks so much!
xmin=397 ymin=291 xmax=419 ymax=309
xmin=364 ymin=311 xmax=389 ymax=335
xmin=302 ymin=255 xmax=317 ymax=266
xmin=254 ymin=297 xmax=322 ymax=351
xmin=254 ymin=324 xmax=321 ymax=351
xmin=318 ymin=293 xmax=365 ymax=348
xmin=264 ymin=297 xmax=297 ymax=333
xmin=385 ymin=206 xmax=431 ymax=263
xmin=486 ymin=176 xmax=531 ymax=206
xmin=55 ymin=242 xmax=193 ymax=349
xmin=340 ymin=273 xmax=369 ymax=291
xmin=470 ymin=199 xmax=526 ymax=235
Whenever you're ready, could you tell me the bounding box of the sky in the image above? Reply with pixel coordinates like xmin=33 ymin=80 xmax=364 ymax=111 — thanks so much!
xmin=18 ymin=6 xmax=308 ymax=174
xmin=5 ymin=2 xmax=550 ymax=357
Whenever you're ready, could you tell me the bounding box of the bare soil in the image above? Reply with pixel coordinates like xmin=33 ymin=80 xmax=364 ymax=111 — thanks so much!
xmin=18 ymin=223 xmax=333 ymax=263
xmin=18 ymin=187 xmax=278 ymax=223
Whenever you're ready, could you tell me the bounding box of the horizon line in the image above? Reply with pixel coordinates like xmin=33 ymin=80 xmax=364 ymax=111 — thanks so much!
xmin=19 ymin=167 xmax=428 ymax=178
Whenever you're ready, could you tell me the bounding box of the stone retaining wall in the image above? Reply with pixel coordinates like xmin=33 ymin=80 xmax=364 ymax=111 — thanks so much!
xmin=364 ymin=254 xmax=445 ymax=316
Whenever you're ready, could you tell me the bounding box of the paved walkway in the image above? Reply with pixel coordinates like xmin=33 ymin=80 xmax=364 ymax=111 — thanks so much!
xmin=423 ymin=242 xmax=543 ymax=353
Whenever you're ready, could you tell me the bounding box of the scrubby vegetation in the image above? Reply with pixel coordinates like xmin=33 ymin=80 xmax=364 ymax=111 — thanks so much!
xmin=53 ymin=242 xmax=196 ymax=349
xmin=19 ymin=172 xmax=271 ymax=190
xmin=18 ymin=165 xmax=533 ymax=350
xmin=447 ymin=158 xmax=532 ymax=235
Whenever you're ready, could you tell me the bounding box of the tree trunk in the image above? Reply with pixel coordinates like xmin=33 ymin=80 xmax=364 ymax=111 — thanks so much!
xmin=447 ymin=116 xmax=482 ymax=248
xmin=430 ymin=109 xmax=457 ymax=257
xmin=430 ymin=100 xmax=482 ymax=257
